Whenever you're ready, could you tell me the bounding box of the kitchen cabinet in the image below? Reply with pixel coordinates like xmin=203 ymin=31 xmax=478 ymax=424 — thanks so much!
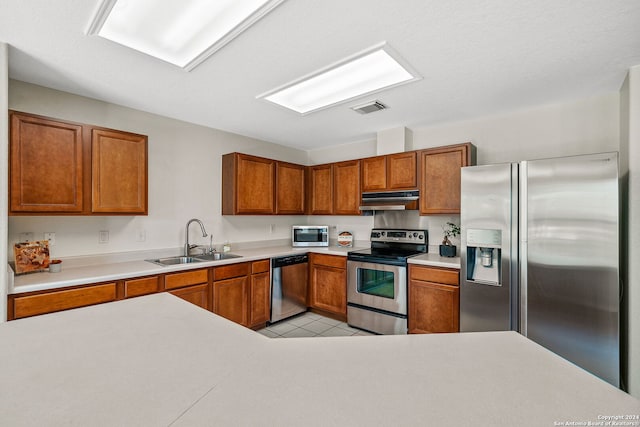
xmin=91 ymin=128 xmax=148 ymax=214
xmin=169 ymin=284 xmax=210 ymax=311
xmin=213 ymin=263 xmax=251 ymax=326
xmin=308 ymin=253 xmax=347 ymax=320
xmin=308 ymin=163 xmax=333 ymax=215
xmin=333 ymin=159 xmax=361 ymax=215
xmin=8 ymin=110 xmax=148 ymax=215
xmin=419 ymin=143 xmax=475 ymax=215
xmin=123 ymin=275 xmax=161 ymax=299
xmin=222 ymin=153 xmax=275 ymax=215
xmin=249 ymin=259 xmax=271 ymax=328
xmin=165 ymin=268 xmax=211 ymax=311
xmin=9 ymin=112 xmax=85 ymax=213
xmin=276 ymin=161 xmax=305 ymax=214
xmin=8 ymin=282 xmax=117 ymax=320
xmin=361 ymin=152 xmax=417 ymax=192
xmin=408 ymin=265 xmax=460 ymax=334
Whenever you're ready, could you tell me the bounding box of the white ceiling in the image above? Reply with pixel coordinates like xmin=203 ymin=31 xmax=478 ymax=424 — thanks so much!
xmin=2 ymin=0 xmax=640 ymax=151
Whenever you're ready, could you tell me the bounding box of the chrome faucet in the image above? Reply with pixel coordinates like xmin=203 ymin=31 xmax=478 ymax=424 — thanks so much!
xmin=184 ymin=218 xmax=208 ymax=256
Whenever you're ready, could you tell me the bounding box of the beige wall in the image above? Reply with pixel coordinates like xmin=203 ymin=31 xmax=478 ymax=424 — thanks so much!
xmin=412 ymin=93 xmax=620 ymax=164
xmin=0 ymin=43 xmax=8 ymax=322
xmin=8 ymin=80 xmax=308 ymax=258
xmin=620 ymin=65 xmax=640 ymax=397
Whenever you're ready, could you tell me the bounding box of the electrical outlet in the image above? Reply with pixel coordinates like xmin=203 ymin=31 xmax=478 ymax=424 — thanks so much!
xmin=44 ymin=232 xmax=56 ymax=246
xmin=136 ymin=229 xmax=146 ymax=242
xmin=99 ymin=230 xmax=109 ymax=244
xmin=18 ymin=232 xmax=34 ymax=242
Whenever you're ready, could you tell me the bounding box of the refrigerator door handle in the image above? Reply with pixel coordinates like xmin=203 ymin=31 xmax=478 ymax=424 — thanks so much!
xmin=519 ymin=161 xmax=528 ymax=336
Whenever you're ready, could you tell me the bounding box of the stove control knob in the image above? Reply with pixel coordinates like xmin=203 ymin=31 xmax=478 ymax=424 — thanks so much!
xmin=418 ymin=234 xmax=424 ymax=240
xmin=381 ymin=231 xmax=385 ymax=236
xmin=371 ymin=232 xmax=380 ymax=238
xmin=413 ymin=232 xmax=418 ymax=237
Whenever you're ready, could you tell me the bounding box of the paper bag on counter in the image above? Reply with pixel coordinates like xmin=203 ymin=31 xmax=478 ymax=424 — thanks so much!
xmin=14 ymin=241 xmax=50 ymax=274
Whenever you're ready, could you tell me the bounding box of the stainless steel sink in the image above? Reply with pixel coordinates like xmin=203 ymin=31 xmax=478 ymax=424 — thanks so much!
xmin=146 ymin=256 xmax=204 ymax=266
xmin=146 ymin=252 xmax=242 ymax=266
xmin=193 ymin=252 xmax=242 ymax=261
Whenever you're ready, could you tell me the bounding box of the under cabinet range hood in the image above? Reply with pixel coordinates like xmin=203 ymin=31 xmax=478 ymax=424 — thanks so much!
xmin=359 ymin=190 xmax=419 ymax=211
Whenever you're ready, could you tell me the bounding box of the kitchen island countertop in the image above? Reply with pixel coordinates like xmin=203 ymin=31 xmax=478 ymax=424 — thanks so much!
xmin=1 ymin=293 xmax=637 ymax=426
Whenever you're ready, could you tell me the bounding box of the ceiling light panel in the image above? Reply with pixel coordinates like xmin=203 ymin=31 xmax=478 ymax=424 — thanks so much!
xmin=258 ymin=43 xmax=421 ymax=115
xmin=88 ymin=0 xmax=285 ymax=71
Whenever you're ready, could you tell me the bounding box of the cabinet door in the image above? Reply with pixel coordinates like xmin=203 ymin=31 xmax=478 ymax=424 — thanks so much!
xmin=361 ymin=156 xmax=387 ymax=192
xmin=309 ymin=264 xmax=346 ymax=317
xmin=9 ymin=112 xmax=85 ymax=213
xmin=213 ymin=276 xmax=249 ymax=326
xmin=420 ymin=143 xmax=473 ymax=214
xmin=408 ymin=280 xmax=459 ymax=334
xmin=387 ymin=152 xmax=417 ymax=190
xmin=276 ymin=161 xmax=305 ymax=214
xmin=333 ymin=160 xmax=361 ymax=215
xmin=91 ymin=128 xmax=148 ymax=214
xmin=249 ymin=271 xmax=271 ymax=328
xmin=170 ymin=284 xmax=210 ymax=310
xmin=308 ymin=164 xmax=333 ymax=215
xmin=235 ymin=153 xmax=276 ymax=214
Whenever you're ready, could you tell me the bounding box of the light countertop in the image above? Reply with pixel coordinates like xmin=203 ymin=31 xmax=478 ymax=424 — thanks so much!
xmin=10 ymin=244 xmax=460 ymax=294
xmin=1 ymin=293 xmax=637 ymax=426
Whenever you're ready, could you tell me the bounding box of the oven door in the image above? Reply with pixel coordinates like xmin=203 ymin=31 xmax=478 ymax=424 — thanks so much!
xmin=347 ymin=260 xmax=407 ymax=315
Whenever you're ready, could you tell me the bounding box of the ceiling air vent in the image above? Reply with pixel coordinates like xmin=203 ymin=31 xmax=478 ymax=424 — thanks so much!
xmin=351 ymin=100 xmax=388 ymax=114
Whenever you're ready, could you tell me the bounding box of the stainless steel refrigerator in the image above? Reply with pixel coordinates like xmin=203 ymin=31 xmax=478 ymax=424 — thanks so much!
xmin=460 ymin=152 xmax=620 ymax=387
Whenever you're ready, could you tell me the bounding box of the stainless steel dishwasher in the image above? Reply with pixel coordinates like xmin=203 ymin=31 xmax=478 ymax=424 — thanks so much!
xmin=270 ymin=254 xmax=308 ymax=323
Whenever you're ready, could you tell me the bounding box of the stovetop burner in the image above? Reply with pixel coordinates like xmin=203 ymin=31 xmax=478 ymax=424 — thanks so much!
xmin=347 ymin=228 xmax=428 ymax=266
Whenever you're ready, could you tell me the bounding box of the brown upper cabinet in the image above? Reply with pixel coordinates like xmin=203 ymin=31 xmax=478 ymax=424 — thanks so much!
xmin=9 ymin=111 xmax=148 ymax=215
xmin=276 ymin=161 xmax=305 ymax=215
xmin=361 ymin=152 xmax=417 ymax=192
xmin=222 ymin=153 xmax=276 ymax=215
xmin=10 ymin=112 xmax=85 ymax=213
xmin=307 ymin=164 xmax=334 ymax=215
xmin=91 ymin=129 xmax=148 ymax=214
xmin=307 ymin=160 xmax=361 ymax=216
xmin=222 ymin=153 xmax=307 ymax=215
xmin=419 ymin=143 xmax=476 ymax=215
xmin=333 ymin=159 xmax=361 ymax=215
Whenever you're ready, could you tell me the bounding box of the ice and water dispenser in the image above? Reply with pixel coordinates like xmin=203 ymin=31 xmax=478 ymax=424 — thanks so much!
xmin=465 ymin=229 xmax=502 ymax=286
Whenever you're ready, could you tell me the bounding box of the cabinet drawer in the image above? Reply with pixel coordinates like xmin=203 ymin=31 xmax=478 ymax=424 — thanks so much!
xmin=12 ymin=283 xmax=117 ymax=319
xmin=252 ymin=259 xmax=270 ymax=274
xmin=214 ymin=262 xmax=250 ymax=281
xmin=164 ymin=269 xmax=208 ymax=290
xmin=311 ymin=253 xmax=346 ymax=269
xmin=410 ymin=265 xmax=459 ymax=285
xmin=124 ymin=276 xmax=160 ymax=298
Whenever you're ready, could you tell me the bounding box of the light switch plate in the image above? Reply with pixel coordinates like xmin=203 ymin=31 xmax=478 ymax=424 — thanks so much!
xmin=99 ymin=230 xmax=109 ymax=244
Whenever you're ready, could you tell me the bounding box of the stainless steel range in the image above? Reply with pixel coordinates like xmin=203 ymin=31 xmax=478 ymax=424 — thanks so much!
xmin=347 ymin=228 xmax=428 ymax=335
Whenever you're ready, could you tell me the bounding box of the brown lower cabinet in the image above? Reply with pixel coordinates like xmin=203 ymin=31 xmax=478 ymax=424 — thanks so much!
xmin=308 ymin=253 xmax=347 ymax=320
xmin=408 ymin=265 xmax=460 ymax=334
xmin=164 ymin=268 xmax=210 ymax=311
xmin=212 ymin=260 xmax=271 ymax=329
xmin=6 ymin=259 xmax=267 ymax=329
xmin=169 ymin=284 xmax=210 ymax=311
xmin=9 ymin=282 xmax=118 ymax=320
xmin=249 ymin=260 xmax=271 ymax=328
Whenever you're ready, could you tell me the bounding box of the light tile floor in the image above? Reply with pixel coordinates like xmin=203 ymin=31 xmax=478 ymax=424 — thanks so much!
xmin=257 ymin=311 xmax=375 ymax=338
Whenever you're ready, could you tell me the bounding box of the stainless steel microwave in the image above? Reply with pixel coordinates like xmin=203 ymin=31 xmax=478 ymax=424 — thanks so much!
xmin=292 ymin=225 xmax=329 ymax=247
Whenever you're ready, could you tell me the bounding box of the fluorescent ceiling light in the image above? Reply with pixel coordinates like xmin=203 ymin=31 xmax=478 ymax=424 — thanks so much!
xmin=258 ymin=43 xmax=421 ymax=115
xmin=87 ymin=0 xmax=285 ymax=71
